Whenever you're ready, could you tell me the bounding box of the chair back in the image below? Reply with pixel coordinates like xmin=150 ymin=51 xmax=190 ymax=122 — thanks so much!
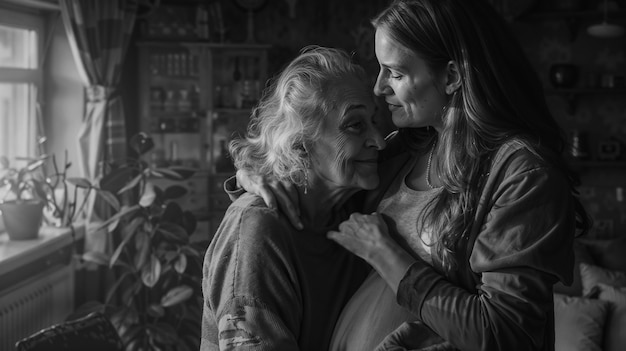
xmin=15 ymin=311 xmax=123 ymax=351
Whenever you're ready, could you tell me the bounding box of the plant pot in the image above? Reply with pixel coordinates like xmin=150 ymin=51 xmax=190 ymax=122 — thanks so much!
xmin=0 ymin=200 xmax=44 ymax=240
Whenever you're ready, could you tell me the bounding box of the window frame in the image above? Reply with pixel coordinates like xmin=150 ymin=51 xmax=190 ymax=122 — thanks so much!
xmin=0 ymin=6 xmax=45 ymax=159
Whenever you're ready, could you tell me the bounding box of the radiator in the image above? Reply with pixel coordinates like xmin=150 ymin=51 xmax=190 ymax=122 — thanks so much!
xmin=0 ymin=263 xmax=74 ymax=351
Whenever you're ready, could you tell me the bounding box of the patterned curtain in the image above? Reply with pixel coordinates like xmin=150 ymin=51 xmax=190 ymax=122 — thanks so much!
xmin=58 ymin=0 xmax=137 ymax=252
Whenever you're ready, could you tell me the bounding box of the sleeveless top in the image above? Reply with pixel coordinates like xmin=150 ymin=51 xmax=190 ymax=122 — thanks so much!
xmin=330 ymin=154 xmax=442 ymax=351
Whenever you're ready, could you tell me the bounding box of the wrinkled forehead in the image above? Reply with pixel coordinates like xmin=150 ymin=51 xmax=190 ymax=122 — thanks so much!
xmin=325 ymin=75 xmax=373 ymax=114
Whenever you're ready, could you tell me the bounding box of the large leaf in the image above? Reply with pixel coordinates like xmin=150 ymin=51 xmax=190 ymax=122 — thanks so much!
xmin=129 ymin=132 xmax=154 ymax=156
xmin=105 ymin=271 xmax=134 ymax=304
xmin=118 ymin=173 xmax=143 ymax=195
xmin=99 ymin=166 xmax=135 ymax=193
xmin=156 ymin=222 xmax=188 ymax=243
xmin=148 ymin=323 xmax=178 ymax=346
xmin=147 ymin=304 xmax=165 ymax=318
xmin=161 ymin=202 xmax=183 ymax=223
xmin=141 ymin=254 xmax=161 ymax=287
xmin=94 ymin=204 xmax=141 ymax=233
xmin=96 ymin=190 xmax=121 ymax=211
xmin=109 ymin=216 xmax=144 ymax=267
xmin=139 ymin=181 xmax=157 ymax=207
xmin=134 ymin=232 xmax=151 ymax=270
xmin=66 ymin=177 xmax=93 ymax=188
xmin=181 ymin=211 xmax=197 ymax=235
xmin=82 ymin=251 xmax=110 ymax=265
xmin=160 ymin=285 xmax=193 ymax=307
xmin=174 ymin=254 xmax=187 ymax=274
xmin=154 ymin=166 xmax=196 ymax=180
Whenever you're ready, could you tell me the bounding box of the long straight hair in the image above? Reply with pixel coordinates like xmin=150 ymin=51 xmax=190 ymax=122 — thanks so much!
xmin=373 ymin=0 xmax=589 ymax=271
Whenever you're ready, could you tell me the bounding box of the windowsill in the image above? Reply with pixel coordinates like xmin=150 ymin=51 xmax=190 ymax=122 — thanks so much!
xmin=0 ymin=224 xmax=85 ymax=278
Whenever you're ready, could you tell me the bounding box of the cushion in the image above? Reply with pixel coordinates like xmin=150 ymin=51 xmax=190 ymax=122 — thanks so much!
xmin=553 ymin=240 xmax=595 ymax=296
xmin=553 ymin=293 xmax=610 ymax=351
xmin=579 ymin=235 xmax=626 ymax=273
xmin=595 ymin=283 xmax=626 ymax=351
xmin=580 ymin=262 xmax=626 ymax=296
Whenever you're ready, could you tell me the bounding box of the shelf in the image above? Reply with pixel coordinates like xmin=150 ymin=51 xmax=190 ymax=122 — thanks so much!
xmin=569 ymin=160 xmax=626 ymax=171
xmin=516 ymin=8 xmax=626 ymax=40
xmin=521 ymin=9 xmax=626 ymax=21
xmin=545 ymin=87 xmax=626 ymax=114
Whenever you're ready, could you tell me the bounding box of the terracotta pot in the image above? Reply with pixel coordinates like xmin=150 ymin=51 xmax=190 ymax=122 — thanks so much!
xmin=550 ymin=64 xmax=579 ymax=88
xmin=0 ymin=200 xmax=44 ymax=240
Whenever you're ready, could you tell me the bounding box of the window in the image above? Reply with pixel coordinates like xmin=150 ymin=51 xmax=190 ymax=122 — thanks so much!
xmin=0 ymin=7 xmax=43 ymax=163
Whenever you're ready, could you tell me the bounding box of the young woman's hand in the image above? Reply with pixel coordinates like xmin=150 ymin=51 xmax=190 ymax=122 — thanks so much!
xmin=328 ymin=212 xmax=415 ymax=294
xmin=236 ymin=169 xmax=303 ymax=229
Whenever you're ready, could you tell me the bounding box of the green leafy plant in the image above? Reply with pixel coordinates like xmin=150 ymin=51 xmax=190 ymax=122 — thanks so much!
xmin=43 ymin=151 xmax=96 ymax=227
xmin=0 ymin=155 xmax=48 ymax=202
xmin=80 ymin=132 xmax=205 ymax=351
xmin=0 ymin=153 xmax=96 ymax=228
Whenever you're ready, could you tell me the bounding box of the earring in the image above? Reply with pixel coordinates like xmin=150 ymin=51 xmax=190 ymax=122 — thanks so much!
xmin=303 ymin=155 xmax=310 ymax=195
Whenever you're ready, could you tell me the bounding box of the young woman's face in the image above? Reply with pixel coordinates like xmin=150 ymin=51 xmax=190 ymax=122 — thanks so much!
xmin=309 ymin=77 xmax=385 ymax=191
xmin=373 ymin=27 xmax=448 ymax=130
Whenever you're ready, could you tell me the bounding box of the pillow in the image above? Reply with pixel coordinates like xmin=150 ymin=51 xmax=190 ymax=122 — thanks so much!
xmin=580 ymin=262 xmax=626 ymax=296
xmin=554 ymin=240 xmax=595 ymax=296
xmin=579 ymin=235 xmax=626 ymax=273
xmin=595 ymin=283 xmax=626 ymax=351
xmin=553 ymin=293 xmax=610 ymax=351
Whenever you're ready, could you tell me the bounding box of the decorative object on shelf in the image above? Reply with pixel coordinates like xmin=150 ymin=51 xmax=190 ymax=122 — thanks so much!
xmin=550 ymin=63 xmax=580 ymax=88
xmin=598 ymin=138 xmax=622 ymax=160
xmin=209 ymin=2 xmax=226 ymax=43
xmin=569 ymin=129 xmax=590 ymax=160
xmin=235 ymin=0 xmax=268 ymax=43
xmin=79 ymin=132 xmax=204 ymax=351
xmin=587 ymin=0 xmax=625 ymax=38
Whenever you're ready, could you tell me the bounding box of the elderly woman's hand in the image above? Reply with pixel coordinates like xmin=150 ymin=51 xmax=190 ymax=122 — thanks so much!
xmin=328 ymin=213 xmax=416 ymax=295
xmin=327 ymin=212 xmax=392 ymax=261
xmin=236 ymin=169 xmax=303 ymax=230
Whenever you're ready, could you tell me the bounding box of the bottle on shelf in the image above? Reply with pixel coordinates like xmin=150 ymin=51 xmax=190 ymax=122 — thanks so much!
xmin=163 ymin=90 xmax=177 ymax=112
xmin=232 ymin=57 xmax=243 ymax=109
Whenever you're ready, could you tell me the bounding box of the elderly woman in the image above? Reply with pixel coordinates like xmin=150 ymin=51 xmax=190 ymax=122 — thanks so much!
xmin=200 ymin=46 xmax=386 ymax=351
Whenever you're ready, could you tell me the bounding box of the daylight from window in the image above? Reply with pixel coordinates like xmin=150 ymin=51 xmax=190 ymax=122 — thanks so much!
xmin=0 ymin=21 xmax=40 ymax=163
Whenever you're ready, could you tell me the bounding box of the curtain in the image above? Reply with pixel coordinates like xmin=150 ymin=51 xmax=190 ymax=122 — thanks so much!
xmin=58 ymin=0 xmax=137 ymax=253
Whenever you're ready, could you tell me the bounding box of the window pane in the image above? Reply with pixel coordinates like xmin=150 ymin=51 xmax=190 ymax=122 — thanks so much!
xmin=0 ymin=83 xmax=36 ymax=161
xmin=0 ymin=24 xmax=37 ymax=69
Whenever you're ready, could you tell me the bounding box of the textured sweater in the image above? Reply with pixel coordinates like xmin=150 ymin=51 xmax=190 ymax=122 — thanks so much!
xmin=201 ymin=193 xmax=369 ymax=351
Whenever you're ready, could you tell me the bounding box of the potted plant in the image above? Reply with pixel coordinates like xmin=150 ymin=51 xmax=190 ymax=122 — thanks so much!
xmin=0 ymin=152 xmax=97 ymax=240
xmin=0 ymin=155 xmax=49 ymax=240
xmin=79 ymin=132 xmax=205 ymax=351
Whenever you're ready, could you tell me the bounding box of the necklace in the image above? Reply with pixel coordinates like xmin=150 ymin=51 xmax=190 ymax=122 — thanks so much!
xmin=426 ymin=141 xmax=437 ymax=189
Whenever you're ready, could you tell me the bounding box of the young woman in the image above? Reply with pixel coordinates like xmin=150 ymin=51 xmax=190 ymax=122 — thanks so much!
xmin=200 ymin=46 xmax=386 ymax=350
xmin=233 ymin=1 xmax=590 ymax=350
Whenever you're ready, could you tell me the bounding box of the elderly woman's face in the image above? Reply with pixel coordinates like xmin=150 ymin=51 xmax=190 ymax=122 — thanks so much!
xmin=308 ymin=77 xmax=385 ymax=191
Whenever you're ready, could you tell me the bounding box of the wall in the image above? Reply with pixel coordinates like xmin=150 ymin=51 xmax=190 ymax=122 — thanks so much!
xmin=510 ymin=8 xmax=626 ymax=238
